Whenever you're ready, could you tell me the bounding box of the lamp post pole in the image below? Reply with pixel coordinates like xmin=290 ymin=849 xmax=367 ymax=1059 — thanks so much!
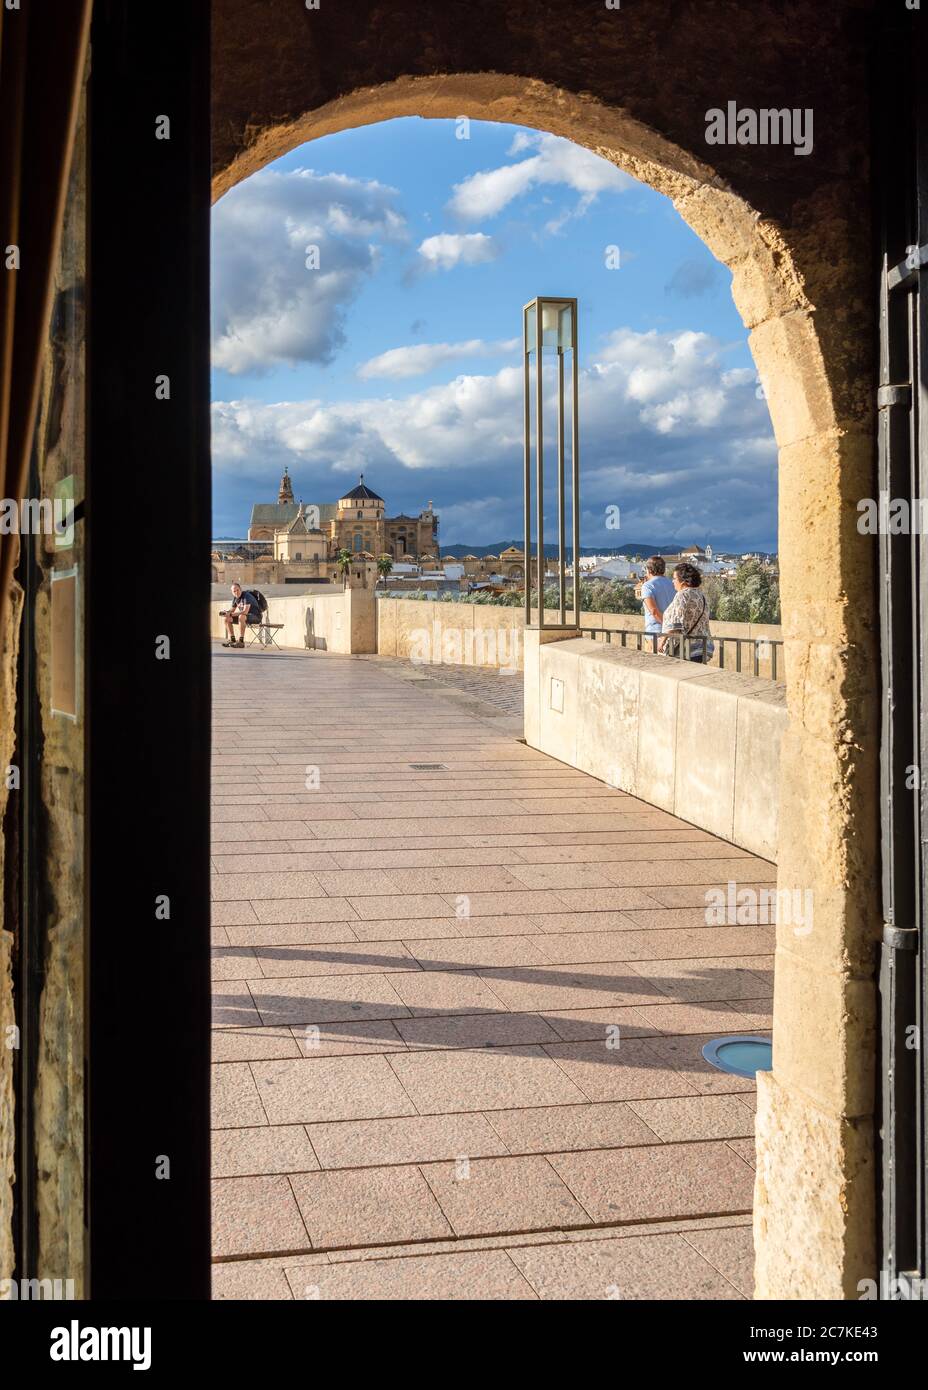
xmin=522 ymin=297 xmax=579 ymax=630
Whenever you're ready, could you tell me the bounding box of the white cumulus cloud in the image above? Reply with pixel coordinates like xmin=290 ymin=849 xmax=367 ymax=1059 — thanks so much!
xmin=415 ymin=232 xmax=499 ymax=271
xmin=357 ymin=338 xmax=519 ymax=380
xmin=447 ymin=132 xmax=633 ymax=223
xmin=211 ymin=167 xmax=407 ymax=375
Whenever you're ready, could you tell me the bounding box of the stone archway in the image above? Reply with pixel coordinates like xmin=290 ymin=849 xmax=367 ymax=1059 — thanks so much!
xmin=210 ymin=33 xmax=879 ymax=1299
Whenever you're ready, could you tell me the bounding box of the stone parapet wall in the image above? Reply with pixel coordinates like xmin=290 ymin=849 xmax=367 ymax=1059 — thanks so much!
xmin=376 ymin=597 xmax=784 ymax=680
xmin=524 ymin=633 xmax=786 ymax=862
xmin=210 ymin=588 xmax=375 ymax=655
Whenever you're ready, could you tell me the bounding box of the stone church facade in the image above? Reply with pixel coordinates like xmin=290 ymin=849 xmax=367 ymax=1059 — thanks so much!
xmin=243 ymin=469 xmax=439 ymax=574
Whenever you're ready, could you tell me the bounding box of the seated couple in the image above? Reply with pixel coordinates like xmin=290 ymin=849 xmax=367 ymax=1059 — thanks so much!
xmin=638 ymin=557 xmax=714 ymax=662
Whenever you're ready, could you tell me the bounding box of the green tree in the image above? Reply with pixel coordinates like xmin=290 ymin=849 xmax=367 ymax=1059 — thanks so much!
xmin=336 ymin=548 xmax=352 ymax=588
xmin=714 ymin=559 xmax=780 ymax=623
xmin=376 ymin=554 xmax=394 ymax=588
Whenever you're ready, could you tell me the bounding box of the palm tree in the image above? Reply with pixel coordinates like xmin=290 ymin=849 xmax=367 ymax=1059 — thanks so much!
xmin=377 ymin=554 xmax=394 ymax=589
xmin=336 ymin=548 xmax=352 ymax=588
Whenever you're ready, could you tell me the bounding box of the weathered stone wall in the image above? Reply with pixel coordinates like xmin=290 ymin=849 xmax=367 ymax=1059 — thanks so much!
xmin=210 ymin=0 xmax=881 ymax=1298
xmin=0 ymin=582 xmax=24 ymax=1284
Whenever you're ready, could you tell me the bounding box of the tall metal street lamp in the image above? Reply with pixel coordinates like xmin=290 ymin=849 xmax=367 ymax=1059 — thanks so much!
xmin=522 ymin=297 xmax=579 ymax=630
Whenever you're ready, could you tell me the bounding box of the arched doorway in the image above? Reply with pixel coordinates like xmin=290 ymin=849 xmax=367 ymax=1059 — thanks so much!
xmin=209 ymin=61 xmax=879 ymax=1299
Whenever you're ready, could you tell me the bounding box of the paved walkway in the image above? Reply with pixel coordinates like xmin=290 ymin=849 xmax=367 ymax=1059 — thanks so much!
xmin=210 ymin=646 xmax=773 ymax=1300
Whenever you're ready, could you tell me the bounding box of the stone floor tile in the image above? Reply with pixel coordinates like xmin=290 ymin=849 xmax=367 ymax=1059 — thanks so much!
xmin=509 ymin=1231 xmax=743 ymax=1300
xmin=212 ymin=981 xmax=262 ymax=1028
xmin=627 ymin=1094 xmax=755 ymax=1142
xmin=643 ymin=1033 xmax=758 ymax=1095
xmin=542 ymin=1006 xmax=661 ymax=1042
xmin=423 ymin=1155 xmax=588 ymax=1237
xmin=347 ymin=893 xmax=453 ymax=920
xmin=284 ymin=1248 xmax=537 ymax=1300
xmin=730 ymin=999 xmax=774 ymax=1030
xmin=312 ymin=869 xmax=406 ymax=897
xmin=395 ymin=1010 xmax=561 ymax=1051
xmin=211 ymin=870 xmax=325 ymax=902
xmin=251 ymin=897 xmax=360 ymax=925
xmin=381 ymin=867 xmax=528 ymax=894
xmin=211 ymin=1176 xmax=309 ymax=1258
xmin=213 ymin=820 xmax=314 ymax=842
xmin=543 ymin=1039 xmax=700 ymax=1103
xmin=246 ymin=972 xmax=411 ymax=1028
xmin=289 ymin=1019 xmax=407 ymax=1057
xmin=250 ymin=1053 xmax=417 ymax=1125
xmin=388 ymin=1045 xmax=588 ymax=1114
xmin=215 ymin=851 xmax=340 ymax=872
xmin=452 ymin=913 xmax=546 ymax=937
xmin=307 ymin=1112 xmax=509 ymax=1169
xmin=251 ymin=940 xmax=417 ymax=978
xmin=533 ymin=930 xmax=658 ymax=964
xmin=388 ymin=969 xmax=510 ymax=1017
xmin=506 ymin=863 xmax=619 ymax=890
xmin=533 ymin=910 xmax=644 ymax=934
xmin=484 ymin=1100 xmax=656 ymax=1155
xmin=549 ymin=887 xmax=665 ymax=913
xmin=211 ymin=1062 xmax=268 ymax=1129
xmin=224 ymin=920 xmax=360 ymax=949
xmin=405 ymin=936 xmax=550 ymax=971
xmin=290 ymin=1166 xmax=451 ymax=1248
xmin=643 ymin=926 xmax=776 ymax=959
xmin=549 ymin=1141 xmax=756 ymax=1224
xmin=211 ymin=901 xmax=259 ymax=927
xmin=212 ymin=1125 xmax=319 ymax=1178
xmin=726 ymin=1138 xmax=757 ymax=1169
xmin=683 ymin=1224 xmax=756 ymax=1297
xmin=649 ymin=883 xmax=775 ymax=908
xmin=211 ymin=1260 xmax=296 ymax=1300
xmin=477 ymin=962 xmax=668 ymax=1014
xmin=211 ymin=946 xmax=258 ymax=981
xmin=631 ymin=956 xmax=774 ymax=1003
xmin=211 ymin=1027 xmax=302 ymax=1063
xmin=447 ymin=889 xmax=591 ymax=917
xmin=635 ymin=1001 xmax=748 ymax=1035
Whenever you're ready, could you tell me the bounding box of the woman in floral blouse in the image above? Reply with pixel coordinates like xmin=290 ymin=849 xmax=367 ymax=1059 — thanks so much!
xmin=659 ymin=562 xmax=715 ymax=663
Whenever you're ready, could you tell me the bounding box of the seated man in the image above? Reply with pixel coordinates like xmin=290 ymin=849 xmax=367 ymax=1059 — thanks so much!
xmin=220 ymin=582 xmax=261 ymax=647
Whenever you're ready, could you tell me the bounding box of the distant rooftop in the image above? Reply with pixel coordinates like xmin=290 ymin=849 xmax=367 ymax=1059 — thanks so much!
xmin=340 ymin=475 xmax=384 ymax=503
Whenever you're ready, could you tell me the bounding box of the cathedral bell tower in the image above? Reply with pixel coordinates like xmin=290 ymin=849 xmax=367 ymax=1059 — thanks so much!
xmin=278 ymin=467 xmax=294 ymax=505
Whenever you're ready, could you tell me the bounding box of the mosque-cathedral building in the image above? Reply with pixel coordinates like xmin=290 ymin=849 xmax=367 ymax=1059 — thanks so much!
xmin=211 ymin=469 xmax=528 ymax=588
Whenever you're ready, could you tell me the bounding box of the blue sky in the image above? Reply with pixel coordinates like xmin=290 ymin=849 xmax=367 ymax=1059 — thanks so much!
xmin=211 ymin=117 xmax=777 ymax=550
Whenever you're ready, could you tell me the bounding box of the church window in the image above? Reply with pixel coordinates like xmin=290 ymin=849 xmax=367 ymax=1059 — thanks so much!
xmin=353 ymin=534 xmax=362 ymax=551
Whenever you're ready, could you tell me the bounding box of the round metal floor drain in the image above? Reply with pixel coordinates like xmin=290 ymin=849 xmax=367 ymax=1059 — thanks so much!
xmin=702 ymin=1034 xmax=773 ymax=1079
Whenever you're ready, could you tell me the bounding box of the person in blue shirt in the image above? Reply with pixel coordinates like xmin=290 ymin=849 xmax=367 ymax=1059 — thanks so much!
xmin=638 ymin=556 xmax=676 ymax=650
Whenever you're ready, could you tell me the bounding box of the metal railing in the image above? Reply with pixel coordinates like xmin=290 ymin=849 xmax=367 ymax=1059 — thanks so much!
xmin=578 ymin=626 xmax=784 ymax=681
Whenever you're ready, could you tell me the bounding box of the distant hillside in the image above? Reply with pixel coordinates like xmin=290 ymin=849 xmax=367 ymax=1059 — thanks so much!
xmin=441 ymin=541 xmax=689 ymax=559
xmin=440 ymin=540 xmax=775 ymax=558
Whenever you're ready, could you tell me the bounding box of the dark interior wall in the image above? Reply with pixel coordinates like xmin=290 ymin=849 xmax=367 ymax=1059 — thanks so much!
xmin=211 ymin=0 xmax=874 ymax=223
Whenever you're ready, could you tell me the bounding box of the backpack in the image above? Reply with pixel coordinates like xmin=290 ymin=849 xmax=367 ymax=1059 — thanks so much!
xmin=246 ymin=589 xmax=268 ymax=615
